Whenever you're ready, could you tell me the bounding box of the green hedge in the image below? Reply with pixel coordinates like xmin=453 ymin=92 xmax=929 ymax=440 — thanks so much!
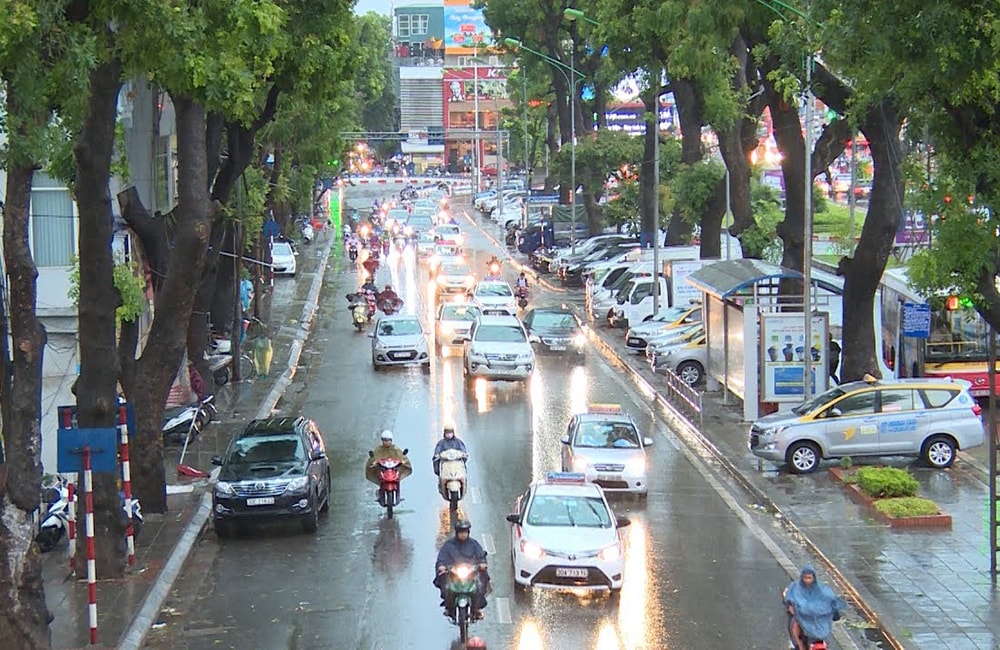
xmin=873 ymin=497 xmax=939 ymax=518
xmin=857 ymin=467 xmax=919 ymax=498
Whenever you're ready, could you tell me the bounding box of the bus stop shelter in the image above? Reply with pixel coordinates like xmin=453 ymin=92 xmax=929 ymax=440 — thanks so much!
xmin=687 ymin=259 xmax=842 ymax=422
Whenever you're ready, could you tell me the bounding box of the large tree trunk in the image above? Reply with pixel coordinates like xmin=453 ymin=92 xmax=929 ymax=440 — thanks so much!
xmin=0 ymin=158 xmax=51 ymax=649
xmin=666 ymin=78 xmax=703 ymax=246
xmin=129 ymin=96 xmax=213 ymax=513
xmin=700 ymin=178 xmax=726 ymax=259
xmin=72 ymin=58 xmax=126 ymax=577
xmin=838 ymin=104 xmax=904 ymax=381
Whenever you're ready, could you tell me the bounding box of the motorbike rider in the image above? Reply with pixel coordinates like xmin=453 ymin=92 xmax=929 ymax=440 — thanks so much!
xmin=432 ymin=424 xmax=468 ymax=476
xmin=361 ymin=277 xmax=379 ymax=296
xmin=515 ymin=272 xmax=529 ymax=292
xmin=378 ymin=283 xmax=401 ymax=309
xmin=486 ymin=255 xmax=502 ymax=279
xmin=434 ymin=519 xmax=490 ymax=619
xmin=364 ymin=430 xmax=413 ymax=490
xmin=783 ymin=565 xmax=845 ymax=650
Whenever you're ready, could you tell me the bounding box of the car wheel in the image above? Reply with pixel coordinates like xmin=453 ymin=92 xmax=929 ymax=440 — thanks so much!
xmin=421 ymin=361 xmax=431 ymax=374
xmin=642 ymin=315 xmax=653 ymax=322
xmin=786 ymin=441 xmax=821 ymax=474
xmin=320 ymin=472 xmax=331 ymax=513
xmin=214 ymin=519 xmax=235 ymax=538
xmin=372 ymin=354 xmax=382 ymax=371
xmin=676 ymin=361 xmax=703 ymax=386
xmin=302 ymin=499 xmax=319 ymax=533
xmin=922 ymin=435 xmax=957 ymax=469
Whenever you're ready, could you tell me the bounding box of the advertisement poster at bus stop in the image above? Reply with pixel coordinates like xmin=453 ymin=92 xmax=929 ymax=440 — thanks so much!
xmin=760 ymin=313 xmax=829 ymax=402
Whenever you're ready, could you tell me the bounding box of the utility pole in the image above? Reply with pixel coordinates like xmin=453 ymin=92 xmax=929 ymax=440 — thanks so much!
xmin=802 ymin=55 xmax=815 ymax=399
xmin=473 ymin=54 xmax=480 ymax=193
xmin=651 ymin=102 xmax=661 ymax=315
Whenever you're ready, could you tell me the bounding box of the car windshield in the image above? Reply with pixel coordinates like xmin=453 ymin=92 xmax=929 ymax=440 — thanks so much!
xmin=652 ymin=308 xmax=687 ymax=323
xmin=532 ymin=312 xmax=577 ymax=329
xmin=227 ymin=434 xmax=304 ymax=464
xmin=791 ymin=386 xmax=848 ymax=415
xmin=575 ymin=421 xmax=641 ymax=449
xmin=439 ymin=226 xmax=460 ymax=235
xmin=475 ymin=324 xmax=526 ymax=343
xmin=476 ymin=284 xmax=512 ymax=297
xmin=441 ymin=305 xmax=480 ymax=321
xmin=441 ymin=264 xmax=469 ymax=276
xmin=526 ymin=494 xmax=612 ymax=528
xmin=378 ymin=319 xmax=422 ymax=336
xmin=272 ymin=242 xmax=293 ymax=256
xmin=408 ymin=217 xmax=434 ymax=229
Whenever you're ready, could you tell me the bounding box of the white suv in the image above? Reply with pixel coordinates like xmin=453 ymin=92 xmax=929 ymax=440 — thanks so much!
xmin=463 ymin=315 xmax=535 ymax=385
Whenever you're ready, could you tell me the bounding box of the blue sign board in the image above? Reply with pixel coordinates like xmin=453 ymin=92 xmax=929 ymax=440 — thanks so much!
xmin=57 ymin=427 xmax=120 ymax=474
xmin=902 ymin=302 xmax=931 ymax=338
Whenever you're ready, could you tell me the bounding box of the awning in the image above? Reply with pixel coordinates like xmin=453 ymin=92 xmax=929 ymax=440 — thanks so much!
xmin=686 ymin=259 xmax=842 ymax=299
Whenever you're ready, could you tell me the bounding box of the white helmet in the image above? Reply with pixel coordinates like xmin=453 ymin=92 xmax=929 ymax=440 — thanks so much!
xmin=380 ymin=429 xmax=394 ymax=441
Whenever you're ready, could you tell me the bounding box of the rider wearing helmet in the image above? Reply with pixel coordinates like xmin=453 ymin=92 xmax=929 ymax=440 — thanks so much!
xmin=432 ymin=424 xmax=468 ymax=476
xmin=435 ymin=519 xmax=490 ymax=618
xmin=364 ymin=430 xmax=412 ymax=486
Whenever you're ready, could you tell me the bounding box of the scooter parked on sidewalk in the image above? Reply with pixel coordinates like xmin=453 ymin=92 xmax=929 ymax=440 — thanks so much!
xmin=435 ymin=448 xmax=468 ymax=511
xmin=36 ymin=475 xmax=70 ymax=552
xmin=162 ymin=395 xmax=216 ymax=445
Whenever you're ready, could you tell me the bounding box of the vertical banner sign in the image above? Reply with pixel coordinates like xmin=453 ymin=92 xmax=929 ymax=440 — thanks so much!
xmin=760 ymin=312 xmax=830 ymax=402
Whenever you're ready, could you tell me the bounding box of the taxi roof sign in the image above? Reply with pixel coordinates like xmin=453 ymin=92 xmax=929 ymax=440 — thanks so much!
xmin=587 ymin=403 xmax=623 ymax=414
xmin=545 ymin=471 xmax=587 ymax=484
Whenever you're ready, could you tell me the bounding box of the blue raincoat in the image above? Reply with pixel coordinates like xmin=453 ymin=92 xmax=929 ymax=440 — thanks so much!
xmin=784 ymin=566 xmax=845 ymax=641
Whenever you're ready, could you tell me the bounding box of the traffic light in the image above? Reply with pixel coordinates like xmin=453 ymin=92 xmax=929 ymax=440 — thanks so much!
xmin=327 ymin=157 xmax=339 ymax=168
xmin=946 ymin=295 xmax=959 ymax=310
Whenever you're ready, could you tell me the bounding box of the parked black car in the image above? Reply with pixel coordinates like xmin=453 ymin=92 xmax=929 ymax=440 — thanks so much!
xmin=522 ymin=306 xmax=587 ymax=359
xmin=212 ymin=416 xmax=332 ymax=537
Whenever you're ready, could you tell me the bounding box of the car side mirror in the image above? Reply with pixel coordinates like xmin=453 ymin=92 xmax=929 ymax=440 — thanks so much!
xmin=366 ymin=332 xmax=375 ymax=338
xmin=828 ymin=408 xmax=842 ymax=418
xmin=616 ymin=516 xmax=631 ymax=529
xmin=528 ymin=335 xmax=541 ymax=344
xmin=211 ymin=455 xmax=223 ymax=466
xmin=310 ymin=450 xmax=326 ymax=461
xmin=506 ymin=514 xmax=521 ymax=524
xmin=403 ymin=448 xmax=409 ymax=455
xmin=368 ymin=450 xmax=374 ymax=458
xmin=458 ymin=333 xmax=471 ymax=342
xmin=560 ymin=435 xmax=570 ymax=445
xmin=643 ymin=437 xmax=654 ymax=447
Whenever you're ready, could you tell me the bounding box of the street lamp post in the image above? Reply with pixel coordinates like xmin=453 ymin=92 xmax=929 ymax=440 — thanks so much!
xmin=521 ymin=68 xmax=529 ymax=194
xmin=473 ymin=55 xmax=480 ymax=193
xmin=563 ymin=8 xmax=599 ymax=253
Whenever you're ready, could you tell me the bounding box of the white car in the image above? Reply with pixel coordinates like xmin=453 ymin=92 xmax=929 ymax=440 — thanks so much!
xmin=560 ymin=404 xmax=653 ymax=494
xmin=270 ymin=240 xmax=297 ymax=276
xmin=434 ymin=260 xmax=475 ymax=295
xmin=470 ymin=280 xmax=516 ymax=315
xmin=434 ymin=223 xmax=463 ymax=246
xmin=369 ymin=314 xmax=430 ymax=371
xmin=463 ymin=315 xmax=535 ymax=384
xmin=507 ymin=472 xmax=630 ymax=592
xmin=647 ymin=331 xmax=707 ymax=385
xmin=624 ymin=305 xmax=703 ymax=351
xmin=435 ymin=302 xmax=481 ymax=348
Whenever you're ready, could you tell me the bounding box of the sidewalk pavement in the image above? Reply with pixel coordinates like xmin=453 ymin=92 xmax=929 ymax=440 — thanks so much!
xmin=43 ymin=234 xmax=340 ymax=650
xmin=465 ymin=202 xmax=1000 ymax=650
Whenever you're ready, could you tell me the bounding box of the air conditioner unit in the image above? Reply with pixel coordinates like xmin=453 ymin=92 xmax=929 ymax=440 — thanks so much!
xmin=488 ymin=56 xmax=500 ymax=66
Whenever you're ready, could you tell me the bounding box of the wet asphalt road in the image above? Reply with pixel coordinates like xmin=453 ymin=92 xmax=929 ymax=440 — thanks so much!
xmin=146 ymin=190 xmax=838 ymax=650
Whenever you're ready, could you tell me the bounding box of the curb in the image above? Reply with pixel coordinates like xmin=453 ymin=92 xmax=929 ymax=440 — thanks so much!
xmin=117 ymin=235 xmax=337 ymax=650
xmin=585 ymin=325 xmax=905 ymax=650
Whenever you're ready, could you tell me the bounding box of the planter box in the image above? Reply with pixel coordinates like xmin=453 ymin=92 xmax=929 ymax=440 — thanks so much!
xmin=828 ymin=467 xmax=952 ymax=529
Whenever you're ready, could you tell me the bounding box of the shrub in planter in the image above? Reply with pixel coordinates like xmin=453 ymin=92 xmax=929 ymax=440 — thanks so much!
xmin=856 ymin=466 xmax=919 ymax=498
xmin=873 ymin=497 xmax=939 ymax=518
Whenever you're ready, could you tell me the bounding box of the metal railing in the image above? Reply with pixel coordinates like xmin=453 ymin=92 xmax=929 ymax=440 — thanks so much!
xmin=662 ymin=366 xmax=704 ymax=427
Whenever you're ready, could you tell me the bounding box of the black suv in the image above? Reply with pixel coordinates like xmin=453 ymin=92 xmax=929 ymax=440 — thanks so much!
xmin=212 ymin=416 xmax=331 ymax=537
xmin=522 ymin=306 xmax=587 ymax=359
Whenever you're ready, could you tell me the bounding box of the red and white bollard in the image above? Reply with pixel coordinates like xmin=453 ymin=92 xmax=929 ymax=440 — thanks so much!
xmin=118 ymin=406 xmax=135 ymax=567
xmin=67 ymin=481 xmax=76 ymax=573
xmin=83 ymin=446 xmax=98 ymax=645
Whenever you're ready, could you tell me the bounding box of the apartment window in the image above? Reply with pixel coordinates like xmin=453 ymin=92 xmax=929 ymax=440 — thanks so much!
xmin=397 ymin=13 xmax=429 ymax=38
xmin=30 ymin=186 xmax=75 ymax=267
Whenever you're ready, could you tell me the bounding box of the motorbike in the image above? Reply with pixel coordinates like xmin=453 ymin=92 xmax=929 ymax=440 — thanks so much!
xmin=346 ymin=293 xmax=369 ymax=331
xmin=348 ymin=242 xmax=359 ymax=261
xmin=162 ymin=395 xmax=216 ymax=445
xmin=485 ymin=260 xmax=502 ymax=280
xmin=378 ymin=297 xmax=404 ymax=315
xmin=36 ymin=477 xmax=143 ymax=552
xmin=369 ymin=449 xmax=409 ymax=518
xmin=783 ymin=589 xmax=836 ymax=650
xmin=443 ymin=564 xmax=481 ymax=644
xmin=381 ymin=238 xmax=391 ymax=257
xmin=300 ymin=218 xmax=315 ymax=244
xmin=515 ymin=285 xmax=529 ymax=309
xmin=436 ymin=448 xmax=468 ymax=511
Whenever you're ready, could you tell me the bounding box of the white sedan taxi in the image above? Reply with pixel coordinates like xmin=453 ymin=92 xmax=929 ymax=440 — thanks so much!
xmin=560 ymin=404 xmax=653 ymax=494
xmin=506 ymin=472 xmax=630 ymax=593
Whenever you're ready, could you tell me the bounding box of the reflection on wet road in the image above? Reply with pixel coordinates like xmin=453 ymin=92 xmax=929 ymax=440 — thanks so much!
xmin=149 ymin=193 xmax=829 ymax=650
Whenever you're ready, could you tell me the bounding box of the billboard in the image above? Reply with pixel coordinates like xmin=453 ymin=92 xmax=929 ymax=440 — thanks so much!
xmin=444 ymin=0 xmax=492 ymax=54
xmin=760 ymin=313 xmax=830 ymax=402
xmin=443 ymin=67 xmax=507 ymax=109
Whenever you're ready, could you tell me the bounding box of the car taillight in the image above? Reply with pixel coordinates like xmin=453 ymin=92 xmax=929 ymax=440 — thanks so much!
xmin=972 ymin=402 xmax=982 ymax=417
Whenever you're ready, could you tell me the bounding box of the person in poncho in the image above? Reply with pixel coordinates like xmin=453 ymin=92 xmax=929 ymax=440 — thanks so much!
xmin=782 ymin=565 xmax=845 ymax=649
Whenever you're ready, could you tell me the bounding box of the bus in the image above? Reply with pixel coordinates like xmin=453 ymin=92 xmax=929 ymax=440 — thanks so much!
xmin=879 ymin=267 xmax=999 ymax=397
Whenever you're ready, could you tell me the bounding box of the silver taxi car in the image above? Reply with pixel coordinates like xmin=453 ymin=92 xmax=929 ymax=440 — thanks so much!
xmin=749 ymin=376 xmax=985 ymax=473
xmin=560 ymin=404 xmax=653 ymax=494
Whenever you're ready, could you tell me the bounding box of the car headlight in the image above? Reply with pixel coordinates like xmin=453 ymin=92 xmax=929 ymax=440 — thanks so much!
xmin=573 ymin=333 xmax=587 ymax=346
xmin=598 ymin=544 xmax=621 ymax=562
xmin=404 ymin=226 xmax=414 ymax=236
xmin=572 ymin=457 xmax=589 ymax=472
xmin=520 ymin=539 xmax=545 ymax=560
xmin=616 ymin=310 xmax=624 ymax=318
xmin=762 ymin=426 xmax=788 ymax=437
xmin=625 ymin=457 xmax=646 ymax=474
xmin=215 ymin=481 xmax=235 ymax=497
xmin=285 ymin=476 xmax=309 ymax=493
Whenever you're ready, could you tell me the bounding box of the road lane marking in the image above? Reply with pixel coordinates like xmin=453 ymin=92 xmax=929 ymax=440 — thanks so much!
xmin=495 ymin=597 xmax=512 ymax=624
xmin=481 ymin=532 xmax=495 ymax=555
xmin=469 ymin=486 xmax=482 ymax=504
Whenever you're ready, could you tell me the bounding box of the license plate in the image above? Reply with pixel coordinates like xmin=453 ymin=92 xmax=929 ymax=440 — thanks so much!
xmin=555 ymin=568 xmax=588 ymax=578
xmin=597 ymin=474 xmax=617 ymax=481
xmin=549 ymin=345 xmax=566 ymax=351
xmin=245 ymin=497 xmax=274 ymax=506
xmin=390 ymin=352 xmax=415 ymax=360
